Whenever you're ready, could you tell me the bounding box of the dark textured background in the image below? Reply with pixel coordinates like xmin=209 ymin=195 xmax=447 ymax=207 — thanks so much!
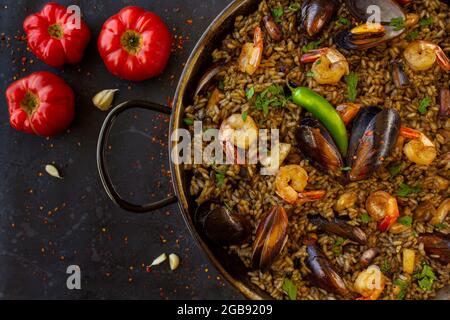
xmin=0 ymin=0 xmax=243 ymax=299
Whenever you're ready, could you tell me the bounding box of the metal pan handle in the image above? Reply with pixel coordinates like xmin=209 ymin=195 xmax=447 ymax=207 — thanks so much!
xmin=97 ymin=100 xmax=177 ymax=213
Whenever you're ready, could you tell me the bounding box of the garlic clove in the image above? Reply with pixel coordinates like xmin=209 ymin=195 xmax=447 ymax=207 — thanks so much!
xmin=92 ymin=89 xmax=119 ymax=111
xmin=150 ymin=253 xmax=167 ymax=267
xmin=45 ymin=164 xmax=63 ymax=179
xmin=169 ymin=254 xmax=180 ymax=270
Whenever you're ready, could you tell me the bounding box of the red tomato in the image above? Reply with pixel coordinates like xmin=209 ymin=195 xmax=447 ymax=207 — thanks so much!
xmin=98 ymin=6 xmax=172 ymax=81
xmin=23 ymin=3 xmax=91 ymax=67
xmin=6 ymin=72 xmax=75 ymax=137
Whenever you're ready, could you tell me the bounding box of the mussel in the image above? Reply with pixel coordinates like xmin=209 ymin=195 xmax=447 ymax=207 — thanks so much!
xmin=440 ymin=88 xmax=450 ymax=119
xmin=306 ymin=244 xmax=351 ymax=297
xmin=419 ymin=233 xmax=450 ymax=264
xmin=296 ymin=117 xmax=344 ymax=173
xmin=195 ymin=202 xmax=251 ymax=246
xmin=301 ymin=0 xmax=338 ymax=37
xmin=391 ymin=61 xmax=410 ymax=89
xmin=310 ymin=216 xmax=367 ymax=244
xmin=348 ymin=108 xmax=400 ymax=182
xmin=194 ymin=61 xmax=226 ymax=97
xmin=252 ymin=206 xmax=288 ymax=272
xmin=336 ymin=0 xmax=406 ymax=50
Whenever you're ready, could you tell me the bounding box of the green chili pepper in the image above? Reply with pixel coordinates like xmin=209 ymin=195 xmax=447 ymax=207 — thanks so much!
xmin=291 ymin=87 xmax=348 ymax=155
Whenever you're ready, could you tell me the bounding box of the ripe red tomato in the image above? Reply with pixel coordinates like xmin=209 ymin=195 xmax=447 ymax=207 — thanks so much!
xmin=98 ymin=6 xmax=172 ymax=81
xmin=23 ymin=3 xmax=91 ymax=68
xmin=6 ymin=72 xmax=75 ymax=137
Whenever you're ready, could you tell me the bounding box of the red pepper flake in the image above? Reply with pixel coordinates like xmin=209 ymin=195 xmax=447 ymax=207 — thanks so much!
xmin=365 ymin=130 xmax=374 ymax=137
xmin=145 ymin=266 xmax=152 ymax=273
xmin=185 ymin=19 xmax=193 ymax=25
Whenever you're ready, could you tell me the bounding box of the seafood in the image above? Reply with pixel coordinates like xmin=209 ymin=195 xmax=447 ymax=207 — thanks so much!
xmin=195 ymin=202 xmax=251 ymax=246
xmin=301 ymin=0 xmax=338 ymax=37
xmin=440 ymin=88 xmax=450 ymax=119
xmin=400 ymin=127 xmax=437 ymax=165
xmin=430 ymin=199 xmax=450 ymax=226
xmin=238 ymin=26 xmax=263 ymax=75
xmin=348 ymin=108 xmax=400 ymax=182
xmin=263 ymin=15 xmax=282 ymax=41
xmin=360 ymin=248 xmax=380 ymax=267
xmin=252 ymin=206 xmax=288 ymax=271
xmin=404 ymin=41 xmax=450 ymax=72
xmin=296 ymin=117 xmax=344 ymax=173
xmin=219 ymin=114 xmax=258 ymax=149
xmin=259 ymin=143 xmax=291 ymax=173
xmin=391 ymin=61 xmax=410 ymax=89
xmin=306 ymin=244 xmax=351 ymax=297
xmin=310 ymin=216 xmax=367 ymax=244
xmin=334 ymin=192 xmax=358 ymax=211
xmin=336 ymin=103 xmax=361 ymax=125
xmin=419 ymin=233 xmax=450 ymax=264
xmin=301 ymin=48 xmax=349 ymax=84
xmin=415 ymin=201 xmax=436 ymax=222
xmin=365 ymin=191 xmax=400 ymax=231
xmin=275 ymin=165 xmax=326 ymax=205
xmin=354 ymin=265 xmax=386 ymax=300
xmin=194 ymin=61 xmax=225 ymax=97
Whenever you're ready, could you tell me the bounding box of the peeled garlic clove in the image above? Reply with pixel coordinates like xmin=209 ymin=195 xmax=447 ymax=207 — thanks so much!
xmin=169 ymin=254 xmax=180 ymax=270
xmin=92 ymin=89 xmax=118 ymax=111
xmin=150 ymin=253 xmax=167 ymax=267
xmin=45 ymin=164 xmax=62 ymax=179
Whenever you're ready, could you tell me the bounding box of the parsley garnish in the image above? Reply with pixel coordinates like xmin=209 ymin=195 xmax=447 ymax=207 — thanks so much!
xmin=338 ymin=17 xmax=350 ymax=25
xmin=389 ymin=17 xmax=405 ymax=31
xmin=419 ymin=17 xmax=433 ymax=27
xmin=396 ymin=183 xmax=422 ymax=197
xmin=345 ymin=72 xmax=358 ymax=102
xmin=360 ymin=213 xmax=371 ymax=224
xmin=288 ymin=3 xmax=301 ymax=12
xmin=218 ymin=81 xmax=225 ymax=90
xmin=255 ymin=84 xmax=289 ymax=116
xmin=241 ymin=111 xmax=248 ymax=122
xmin=332 ymin=237 xmax=345 ymax=254
xmin=397 ymin=216 xmax=413 ymax=227
xmin=406 ymin=29 xmax=419 ymax=41
xmin=272 ymin=7 xmax=284 ymax=23
xmin=341 ymin=166 xmax=352 ymax=172
xmin=415 ymin=264 xmax=436 ymax=291
xmin=381 ymin=260 xmax=391 ymax=274
xmin=246 ymin=86 xmax=255 ymax=100
xmin=394 ymin=279 xmax=409 ymax=300
xmin=435 ymin=223 xmax=448 ymax=230
xmin=282 ymin=278 xmax=297 ymax=300
xmin=306 ymin=71 xmax=315 ymax=77
xmin=215 ymin=171 xmax=226 ymax=186
xmin=301 ymin=40 xmax=321 ymax=53
xmin=388 ymin=163 xmax=402 ymax=177
xmin=183 ymin=118 xmax=194 ymax=126
xmin=418 ymin=96 xmax=431 ymax=114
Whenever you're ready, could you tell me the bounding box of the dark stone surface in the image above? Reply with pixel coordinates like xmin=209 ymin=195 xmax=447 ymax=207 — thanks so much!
xmin=0 ymin=0 xmax=243 ymax=299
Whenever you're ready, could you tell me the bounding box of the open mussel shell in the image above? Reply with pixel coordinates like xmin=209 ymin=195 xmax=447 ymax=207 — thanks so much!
xmin=252 ymin=206 xmax=288 ymax=272
xmin=194 ymin=60 xmax=226 ymax=97
xmin=336 ymin=0 xmax=406 ymax=50
xmin=310 ymin=216 xmax=367 ymax=244
xmin=391 ymin=61 xmax=410 ymax=89
xmin=296 ymin=117 xmax=344 ymax=173
xmin=195 ymin=202 xmax=251 ymax=246
xmin=348 ymin=108 xmax=400 ymax=181
xmin=301 ymin=0 xmax=338 ymax=37
xmin=419 ymin=233 xmax=450 ymax=264
xmin=306 ymin=244 xmax=351 ymax=298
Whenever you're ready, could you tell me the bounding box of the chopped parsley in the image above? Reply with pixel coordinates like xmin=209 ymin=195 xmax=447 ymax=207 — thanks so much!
xmin=389 ymin=17 xmax=405 ymax=31
xmin=255 ymin=84 xmax=289 ymax=116
xmin=288 ymin=3 xmax=301 ymax=12
xmin=345 ymin=72 xmax=359 ymax=102
xmin=218 ymin=81 xmax=225 ymax=90
xmin=341 ymin=166 xmax=352 ymax=172
xmin=418 ymin=96 xmax=431 ymax=114
xmin=405 ymin=30 xmax=419 ymax=41
xmin=241 ymin=111 xmax=248 ymax=122
xmin=306 ymin=71 xmax=315 ymax=77
xmin=394 ymin=279 xmax=409 ymax=300
xmin=246 ymin=86 xmax=255 ymax=100
xmin=415 ymin=264 xmax=436 ymax=291
xmin=272 ymin=7 xmax=284 ymax=23
xmin=215 ymin=170 xmax=226 ymax=186
xmin=381 ymin=260 xmax=391 ymax=274
xmin=388 ymin=163 xmax=402 ymax=177
xmin=301 ymin=39 xmax=321 ymax=53
xmin=332 ymin=237 xmax=345 ymax=254
xmin=435 ymin=223 xmax=448 ymax=231
xmin=183 ymin=118 xmax=194 ymax=126
xmin=338 ymin=16 xmax=350 ymax=25
xmin=282 ymin=278 xmax=297 ymax=300
xmin=396 ymin=183 xmax=422 ymax=197
xmin=419 ymin=17 xmax=433 ymax=27
xmin=360 ymin=212 xmax=371 ymax=224
xmin=397 ymin=216 xmax=413 ymax=227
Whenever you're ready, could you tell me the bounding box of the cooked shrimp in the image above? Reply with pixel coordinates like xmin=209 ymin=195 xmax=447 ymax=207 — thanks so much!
xmin=301 ymin=48 xmax=350 ymax=85
xmin=238 ymin=26 xmax=263 ymax=75
xmin=365 ymin=191 xmax=399 ymax=232
xmin=260 ymin=143 xmax=291 ymax=174
xmin=354 ymin=265 xmax=386 ymax=300
xmin=336 ymin=103 xmax=361 ymax=125
xmin=219 ymin=114 xmax=258 ymax=150
xmin=400 ymin=127 xmax=437 ymax=165
xmin=404 ymin=41 xmax=450 ymax=72
xmin=275 ymin=165 xmax=326 ymax=205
